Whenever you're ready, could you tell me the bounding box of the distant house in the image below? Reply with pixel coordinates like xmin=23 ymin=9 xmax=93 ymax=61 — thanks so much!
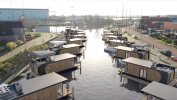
xmin=0 ymin=21 xmax=25 ymax=42
xmin=0 ymin=8 xmax=49 ymax=32
xmin=164 ymin=22 xmax=177 ymax=32
xmin=163 ymin=22 xmax=177 ymax=39
xmin=140 ymin=16 xmax=169 ymax=30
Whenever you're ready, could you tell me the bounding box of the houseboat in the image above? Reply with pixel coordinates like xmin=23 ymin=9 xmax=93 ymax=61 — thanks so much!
xmin=141 ymin=81 xmax=177 ymax=100
xmin=49 ymin=41 xmax=67 ymax=49
xmin=0 ymin=72 xmax=72 ymax=100
xmin=102 ymin=32 xmax=114 ymax=41
xmin=73 ymin=34 xmax=87 ymax=40
xmin=131 ymin=43 xmax=150 ymax=49
xmin=68 ymin=38 xmax=83 ymax=46
xmin=77 ymin=31 xmax=86 ymax=35
xmin=60 ymin=44 xmax=83 ymax=56
xmin=107 ymin=35 xmax=118 ymax=41
xmin=64 ymin=28 xmax=77 ymax=41
xmin=103 ymin=30 xmax=110 ymax=34
xmin=122 ymin=57 xmax=176 ymax=84
xmin=109 ymin=40 xmax=134 ymax=47
xmin=108 ymin=40 xmax=127 ymax=47
xmin=30 ymin=51 xmax=80 ymax=76
xmin=50 ymin=43 xmax=83 ymax=56
xmin=113 ymin=46 xmax=150 ymax=60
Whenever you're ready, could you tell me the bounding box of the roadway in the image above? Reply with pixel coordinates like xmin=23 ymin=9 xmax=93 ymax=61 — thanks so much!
xmin=124 ymin=27 xmax=177 ymax=56
xmin=123 ymin=28 xmax=177 ymax=67
xmin=0 ymin=33 xmax=58 ymax=63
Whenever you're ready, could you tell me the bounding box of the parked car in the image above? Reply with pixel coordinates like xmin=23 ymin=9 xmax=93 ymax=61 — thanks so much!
xmin=149 ymin=32 xmax=160 ymax=37
xmin=160 ymin=50 xmax=172 ymax=57
xmin=141 ymin=30 xmax=148 ymax=34
xmin=171 ymin=56 xmax=177 ymax=62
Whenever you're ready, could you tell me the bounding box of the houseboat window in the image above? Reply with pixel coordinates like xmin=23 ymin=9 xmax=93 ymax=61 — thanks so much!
xmin=140 ymin=69 xmax=143 ymax=77
xmin=140 ymin=68 xmax=147 ymax=78
xmin=126 ymin=53 xmax=130 ymax=58
xmin=143 ymin=70 xmax=147 ymax=78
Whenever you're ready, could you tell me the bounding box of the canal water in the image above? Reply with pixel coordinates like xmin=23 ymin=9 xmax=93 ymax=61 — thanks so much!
xmin=60 ymin=29 xmax=144 ymax=100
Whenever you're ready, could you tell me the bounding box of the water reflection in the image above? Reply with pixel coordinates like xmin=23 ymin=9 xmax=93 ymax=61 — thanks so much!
xmin=120 ymin=79 xmax=146 ymax=93
xmin=62 ymin=28 xmax=144 ymax=100
xmin=59 ymin=68 xmax=81 ymax=81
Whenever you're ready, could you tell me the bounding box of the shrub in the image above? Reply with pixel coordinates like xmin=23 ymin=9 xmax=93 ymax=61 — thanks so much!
xmin=172 ymin=39 xmax=177 ymax=45
xmin=6 ymin=42 xmax=17 ymax=50
xmin=34 ymin=33 xmax=41 ymax=37
xmin=161 ymin=37 xmax=172 ymax=44
xmin=25 ymin=32 xmax=31 ymax=36
xmin=0 ymin=52 xmax=31 ymax=81
xmin=16 ymin=40 xmax=24 ymax=45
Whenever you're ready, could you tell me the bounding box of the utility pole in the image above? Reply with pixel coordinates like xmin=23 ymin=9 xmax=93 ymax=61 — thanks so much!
xmin=129 ymin=9 xmax=131 ymax=29
xmin=10 ymin=0 xmax=14 ymax=21
xmin=21 ymin=0 xmax=27 ymax=51
xmin=122 ymin=2 xmax=124 ymax=24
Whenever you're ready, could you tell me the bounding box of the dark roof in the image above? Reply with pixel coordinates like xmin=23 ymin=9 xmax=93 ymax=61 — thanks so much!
xmin=141 ymin=81 xmax=177 ymax=100
xmin=0 ymin=21 xmax=24 ymax=28
xmin=31 ymin=50 xmax=55 ymax=59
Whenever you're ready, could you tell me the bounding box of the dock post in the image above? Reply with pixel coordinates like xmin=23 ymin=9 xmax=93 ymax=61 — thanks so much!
xmin=61 ymin=84 xmax=63 ymax=96
xmin=80 ymin=62 xmax=82 ymax=75
xmin=120 ymin=76 xmax=122 ymax=82
xmin=112 ymin=57 xmax=114 ymax=63
xmin=139 ymin=83 xmax=142 ymax=90
xmin=72 ymin=87 xmax=75 ymax=100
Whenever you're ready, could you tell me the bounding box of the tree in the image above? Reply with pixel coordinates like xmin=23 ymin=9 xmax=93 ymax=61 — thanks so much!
xmin=21 ymin=18 xmax=37 ymax=32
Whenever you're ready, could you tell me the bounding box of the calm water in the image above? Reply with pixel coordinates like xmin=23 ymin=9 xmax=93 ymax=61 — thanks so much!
xmin=60 ymin=29 xmax=144 ymax=100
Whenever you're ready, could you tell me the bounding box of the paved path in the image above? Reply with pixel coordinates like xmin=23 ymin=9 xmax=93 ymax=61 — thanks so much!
xmin=0 ymin=33 xmax=58 ymax=63
xmin=123 ymin=30 xmax=177 ymax=67
xmin=124 ymin=27 xmax=177 ymax=56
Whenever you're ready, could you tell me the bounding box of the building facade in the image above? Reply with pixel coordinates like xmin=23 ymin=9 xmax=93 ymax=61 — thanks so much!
xmin=164 ymin=22 xmax=177 ymax=32
xmin=0 ymin=8 xmax=49 ymax=21
xmin=140 ymin=16 xmax=169 ymax=29
xmin=0 ymin=21 xmax=25 ymax=42
xmin=0 ymin=8 xmax=49 ymax=32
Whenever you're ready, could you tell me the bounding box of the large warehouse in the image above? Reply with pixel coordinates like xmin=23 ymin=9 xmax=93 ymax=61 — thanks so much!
xmin=0 ymin=8 xmax=49 ymax=21
xmin=0 ymin=8 xmax=50 ymax=32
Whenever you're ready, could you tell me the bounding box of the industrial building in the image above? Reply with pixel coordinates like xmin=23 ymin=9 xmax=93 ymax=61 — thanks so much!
xmin=140 ymin=16 xmax=169 ymax=29
xmin=164 ymin=22 xmax=177 ymax=32
xmin=0 ymin=21 xmax=25 ymax=42
xmin=0 ymin=8 xmax=50 ymax=32
xmin=0 ymin=8 xmax=49 ymax=21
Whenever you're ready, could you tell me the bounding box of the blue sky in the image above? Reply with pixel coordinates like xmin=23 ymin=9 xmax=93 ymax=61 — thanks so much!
xmin=0 ymin=0 xmax=177 ymax=16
